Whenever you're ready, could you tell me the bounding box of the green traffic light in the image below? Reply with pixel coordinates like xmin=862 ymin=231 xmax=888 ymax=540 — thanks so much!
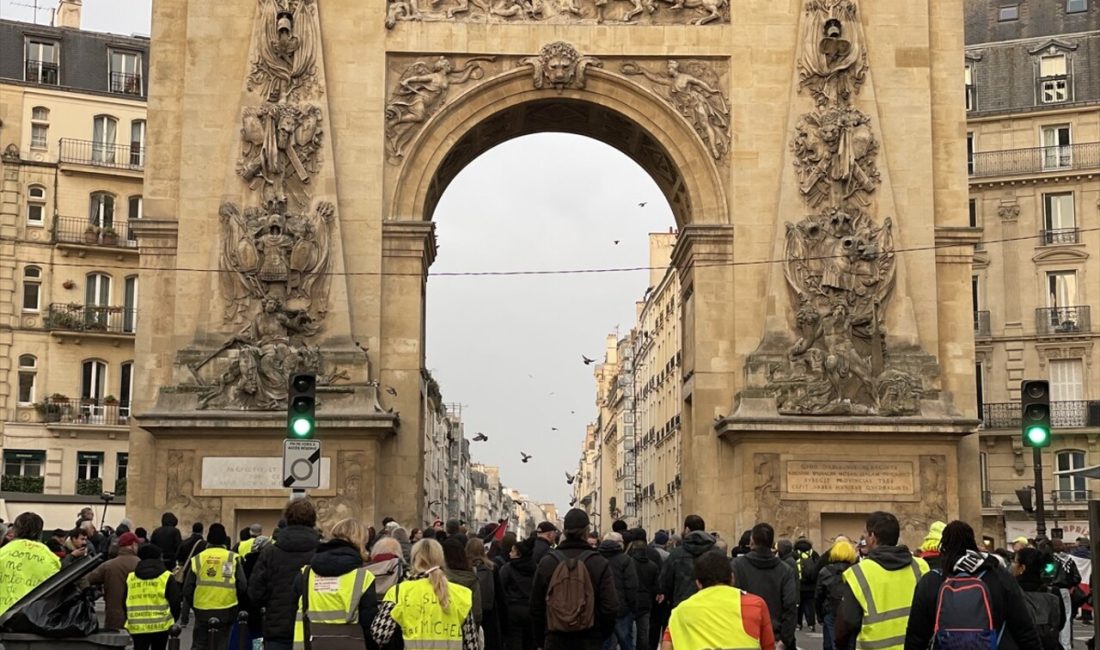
xmin=1025 ymin=425 xmax=1050 ymax=446
xmin=291 ymin=417 xmax=314 ymax=438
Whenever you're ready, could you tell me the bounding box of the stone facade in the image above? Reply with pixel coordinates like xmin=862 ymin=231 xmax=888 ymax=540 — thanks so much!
xmin=0 ymin=10 xmax=147 ymax=528
xmin=131 ymin=0 xmax=976 ymax=540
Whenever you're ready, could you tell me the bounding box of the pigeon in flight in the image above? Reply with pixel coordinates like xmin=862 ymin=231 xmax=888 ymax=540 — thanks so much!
xmin=613 ymin=240 xmax=621 ymax=245
xmin=644 ymin=286 xmax=655 ymax=298
xmin=386 ymin=386 xmax=398 ymax=397
xmin=565 ymin=472 xmax=575 ymax=485
xmin=582 ymin=355 xmax=596 ymax=365
xmin=569 ymin=497 xmax=577 ymax=507
xmin=520 ymin=452 xmax=532 ymax=463
xmin=473 ymin=432 xmax=488 ymax=442
xmin=638 ymin=202 xmax=647 ymax=208
xmin=551 ymin=427 xmax=559 ymax=431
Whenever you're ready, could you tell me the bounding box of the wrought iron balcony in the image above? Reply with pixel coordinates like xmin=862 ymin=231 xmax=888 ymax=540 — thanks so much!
xmin=982 ymin=400 xmax=1091 ymax=429
xmin=39 ymin=396 xmax=130 ymax=426
xmin=1052 ymin=489 xmax=1093 ymax=504
xmin=109 ymin=71 xmax=143 ymax=96
xmin=1040 ymin=228 xmax=1080 ymax=246
xmin=45 ymin=303 xmax=137 ymax=335
xmin=973 ymin=310 xmax=991 ymax=337
xmin=53 ymin=216 xmax=136 ymax=248
xmin=969 ymin=142 xmax=1100 ymax=178
xmin=59 ymin=138 xmax=144 ymax=170
xmin=1036 ymin=306 xmax=1091 ymax=335
xmin=25 ymin=60 xmax=58 ymax=85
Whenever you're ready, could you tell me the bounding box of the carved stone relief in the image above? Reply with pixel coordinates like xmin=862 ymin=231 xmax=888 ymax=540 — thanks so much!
xmin=384 ymin=0 xmax=728 ymax=27
xmin=248 ymin=0 xmax=320 ymax=102
xmin=622 ymin=60 xmax=730 ymax=160
xmin=791 ymin=105 xmax=879 ymax=207
xmin=894 ymin=455 xmax=948 ymax=541
xmin=314 ymin=450 xmax=367 ymax=531
xmin=165 ymin=450 xmax=222 ymax=525
xmin=754 ymin=453 xmax=810 ymax=540
xmin=521 ymin=42 xmax=601 ymax=92
xmin=797 ymin=0 xmax=867 ymax=105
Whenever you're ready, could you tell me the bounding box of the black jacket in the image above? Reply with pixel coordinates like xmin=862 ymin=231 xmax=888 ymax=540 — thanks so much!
xmin=629 ymin=545 xmax=660 ymax=614
xmin=177 ymin=533 xmax=205 ymax=566
xmin=532 ymin=537 xmax=553 ymax=567
xmin=292 ymin=538 xmax=379 ymax=640
xmin=814 ymin=560 xmax=853 ymax=619
xmin=598 ymin=542 xmax=639 ymax=617
xmin=658 ymin=531 xmax=718 ymax=606
xmin=903 ymin=552 xmax=1043 ymax=650
xmin=126 ymin=557 xmax=183 ymax=622
xmin=835 ymin=545 xmax=919 ymax=647
xmin=530 ymin=538 xmax=619 ymax=647
xmin=500 ymin=554 xmax=536 ymax=610
xmin=247 ymin=525 xmax=320 ymax=642
xmin=150 ymin=526 xmax=182 ymax=567
xmin=733 ymin=548 xmax=798 ymax=647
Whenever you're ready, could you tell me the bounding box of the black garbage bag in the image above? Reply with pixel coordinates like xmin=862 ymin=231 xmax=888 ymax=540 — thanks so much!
xmin=2 ymin=585 xmax=99 ymax=638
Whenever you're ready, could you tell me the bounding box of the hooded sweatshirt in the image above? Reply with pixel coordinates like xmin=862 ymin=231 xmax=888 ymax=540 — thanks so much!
xmin=835 ymin=544 xmax=923 ymax=647
xmin=733 ymin=548 xmax=798 ymax=647
xmin=658 ymin=530 xmax=718 ymax=606
xmin=247 ymin=524 xmax=320 ymax=642
xmin=292 ymin=538 xmax=379 ymax=639
xmin=599 ymin=540 xmax=640 ymax=617
xmin=128 ymin=555 xmax=183 ymax=623
xmin=628 ymin=544 xmax=660 ymax=614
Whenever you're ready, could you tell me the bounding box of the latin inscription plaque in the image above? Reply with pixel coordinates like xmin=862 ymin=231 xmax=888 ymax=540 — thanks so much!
xmin=201 ymin=456 xmax=331 ymax=490
xmin=786 ymin=460 xmax=914 ymax=495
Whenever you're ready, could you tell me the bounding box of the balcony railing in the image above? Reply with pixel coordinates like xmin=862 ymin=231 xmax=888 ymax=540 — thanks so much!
xmin=59 ymin=138 xmax=144 ymax=170
xmin=109 ymin=71 xmax=143 ymax=96
xmin=1052 ymin=489 xmax=1093 ymax=503
xmin=969 ymin=142 xmax=1100 ymax=178
xmin=982 ymin=400 xmax=1091 ymax=429
xmin=45 ymin=303 xmax=137 ymax=335
xmin=1036 ymin=306 xmax=1091 ymax=335
xmin=53 ymin=216 xmax=136 ymax=248
xmin=25 ymin=60 xmax=58 ymax=85
xmin=974 ymin=310 xmax=991 ymax=337
xmin=1040 ymin=228 xmax=1080 ymax=246
xmin=40 ymin=397 xmax=130 ymax=426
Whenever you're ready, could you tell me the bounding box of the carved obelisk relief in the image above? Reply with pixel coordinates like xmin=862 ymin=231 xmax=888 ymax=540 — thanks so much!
xmin=183 ymin=0 xmax=355 ymax=411
xmin=745 ymin=0 xmax=939 ymax=418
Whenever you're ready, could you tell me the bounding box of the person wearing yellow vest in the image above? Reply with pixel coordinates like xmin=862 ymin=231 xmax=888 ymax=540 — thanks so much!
xmin=371 ymin=538 xmax=478 ymax=650
xmin=291 ymin=518 xmax=378 ymax=650
xmin=836 ymin=512 xmax=929 ymax=650
xmin=182 ymin=523 xmax=248 ymax=650
xmin=237 ymin=523 xmax=265 ymax=557
xmin=662 ymin=551 xmax=775 ymax=650
xmin=0 ymin=512 xmax=61 ymax=616
xmin=125 ymin=543 xmax=183 ymax=650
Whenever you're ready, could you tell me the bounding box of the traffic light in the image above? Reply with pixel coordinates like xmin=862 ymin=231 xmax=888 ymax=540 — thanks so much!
xmin=1021 ymin=379 xmax=1051 ymax=448
xmin=287 ymin=373 xmax=316 ymax=439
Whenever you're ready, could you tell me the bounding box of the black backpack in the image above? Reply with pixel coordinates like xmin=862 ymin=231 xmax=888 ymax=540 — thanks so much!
xmin=1023 ymin=590 xmax=1063 ymax=650
xmin=932 ymin=571 xmax=1001 ymax=650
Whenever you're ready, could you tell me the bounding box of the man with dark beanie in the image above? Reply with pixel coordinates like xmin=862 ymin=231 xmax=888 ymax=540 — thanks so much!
xmin=248 ymin=498 xmax=320 ymax=650
xmin=125 ymin=543 xmax=183 ymax=650
xmin=531 ymin=508 xmax=619 ymax=650
xmin=183 ymin=523 xmax=247 ymax=650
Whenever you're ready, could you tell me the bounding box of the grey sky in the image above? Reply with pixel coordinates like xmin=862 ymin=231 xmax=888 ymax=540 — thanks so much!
xmin=2 ymin=0 xmax=672 ymax=513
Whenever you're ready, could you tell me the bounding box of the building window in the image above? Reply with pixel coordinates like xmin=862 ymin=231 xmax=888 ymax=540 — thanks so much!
xmin=1042 ymin=125 xmax=1072 ymax=170
xmin=129 ymin=120 xmax=145 ymax=167
xmin=30 ymin=106 xmax=49 ymax=149
xmin=92 ymin=115 xmax=118 ymax=164
xmin=1039 ymin=55 xmax=1069 ymax=104
xmin=77 ymin=451 xmax=104 ymax=481
xmin=81 ymin=359 xmax=107 ymax=402
xmin=1057 ymin=450 xmax=1087 ymax=501
xmin=89 ymin=192 xmax=116 ymax=229
xmin=22 ymin=266 xmax=41 ymax=311
xmin=123 ymin=277 xmax=137 ymax=333
xmin=1042 ymin=193 xmax=1076 ymax=244
xmin=1067 ymin=0 xmax=1088 ymax=12
xmin=998 ymin=4 xmax=1019 ymax=20
xmin=27 ymin=185 xmax=46 ymax=225
xmin=128 ymin=196 xmax=143 ymax=220
xmin=1048 ymin=271 xmax=1078 ymax=309
xmin=3 ymin=450 xmax=46 ymax=494
xmin=109 ymin=50 xmax=143 ymax=96
xmin=1051 ymin=359 xmax=1085 ymax=401
xmin=86 ymin=273 xmax=111 ymax=309
xmin=964 ymin=64 xmax=975 ymax=111
xmin=24 ymin=40 xmax=59 ymax=84
xmin=966 ymin=132 xmax=975 ymax=175
xmin=968 ymin=199 xmax=978 ymax=228
xmin=18 ymin=355 xmax=37 ymax=404
xmin=119 ymin=361 xmax=134 ymax=418
xmin=116 ymin=452 xmax=129 ymax=493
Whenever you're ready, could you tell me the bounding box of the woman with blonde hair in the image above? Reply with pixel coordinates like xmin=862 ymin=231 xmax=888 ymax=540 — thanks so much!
xmin=292 ymin=518 xmax=378 ymax=649
xmin=814 ymin=539 xmax=858 ymax=650
xmin=371 ymin=538 xmax=477 ymax=650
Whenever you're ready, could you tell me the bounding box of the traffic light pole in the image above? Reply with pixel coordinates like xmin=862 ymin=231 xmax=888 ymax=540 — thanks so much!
xmin=1033 ymin=447 xmax=1047 ymax=540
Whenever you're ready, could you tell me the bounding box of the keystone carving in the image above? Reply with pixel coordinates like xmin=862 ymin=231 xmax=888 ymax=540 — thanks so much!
xmin=622 ymin=60 xmax=730 ymax=160
xmin=520 ymin=42 xmax=601 ymax=92
xmin=384 ymin=0 xmax=728 ymax=26
xmin=797 ymin=0 xmax=868 ymax=105
xmin=385 ymin=56 xmax=496 ymax=159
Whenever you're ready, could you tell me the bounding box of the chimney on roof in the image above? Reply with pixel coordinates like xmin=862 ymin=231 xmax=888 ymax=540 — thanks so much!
xmin=55 ymin=0 xmax=82 ymax=29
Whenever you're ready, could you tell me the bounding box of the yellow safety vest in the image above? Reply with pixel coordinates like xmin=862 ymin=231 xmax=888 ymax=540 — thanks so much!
xmin=292 ymin=567 xmax=376 ymax=649
xmin=0 ymin=539 xmax=61 ymax=615
xmin=191 ymin=547 xmax=240 ymax=610
xmin=238 ymin=539 xmax=255 ymax=556
xmin=842 ymin=556 xmax=929 ymax=650
xmin=668 ymin=585 xmax=762 ymax=650
xmin=125 ymin=572 xmax=174 ymax=634
xmin=384 ymin=577 xmax=473 ymax=650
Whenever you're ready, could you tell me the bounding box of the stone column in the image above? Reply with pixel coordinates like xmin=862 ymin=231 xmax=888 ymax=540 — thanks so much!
xmin=379 ymin=221 xmax=436 ymax=526
xmin=672 ymin=224 xmax=736 ymax=529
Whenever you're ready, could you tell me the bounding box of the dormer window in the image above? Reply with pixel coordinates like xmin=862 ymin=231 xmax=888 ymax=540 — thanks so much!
xmin=998 ymin=4 xmax=1019 ymax=21
xmin=1039 ymin=54 xmax=1069 ymax=104
xmin=25 ymin=40 xmax=59 ymax=85
xmin=964 ymin=64 xmax=975 ymax=111
xmin=109 ymin=50 xmax=143 ymax=96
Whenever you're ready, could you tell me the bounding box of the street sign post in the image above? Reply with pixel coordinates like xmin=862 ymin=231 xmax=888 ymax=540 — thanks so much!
xmin=283 ymin=439 xmax=321 ymax=490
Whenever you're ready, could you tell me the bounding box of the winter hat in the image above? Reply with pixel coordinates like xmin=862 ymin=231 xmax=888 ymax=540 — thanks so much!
xmin=207 ymin=523 xmax=229 ymax=546
xmin=563 ymin=508 xmax=589 ymax=530
xmin=138 ymin=543 xmax=162 ymax=561
xmin=919 ymin=521 xmax=946 ymax=553
xmin=536 ymin=522 xmax=558 ymax=534
xmin=117 ymin=532 xmax=139 ymax=547
xmin=602 ymin=532 xmax=624 ymax=549
xmin=249 ymin=523 xmax=263 ymax=535
xmin=654 ymin=530 xmax=669 ymax=546
xmin=631 ymin=528 xmax=648 ymax=544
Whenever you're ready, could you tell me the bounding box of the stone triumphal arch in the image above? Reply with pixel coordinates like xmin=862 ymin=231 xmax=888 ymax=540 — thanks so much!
xmin=130 ymin=0 xmax=981 ymax=543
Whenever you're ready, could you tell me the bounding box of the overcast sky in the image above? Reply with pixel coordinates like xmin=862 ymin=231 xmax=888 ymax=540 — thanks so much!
xmin=3 ymin=0 xmax=674 ymax=513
